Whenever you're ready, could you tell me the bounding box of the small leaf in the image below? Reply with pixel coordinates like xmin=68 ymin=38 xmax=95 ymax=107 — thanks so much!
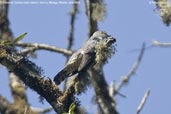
xmin=69 ymin=103 xmax=76 ymax=114
xmin=13 ymin=32 xmax=27 ymax=44
xmin=62 ymin=103 xmax=76 ymax=114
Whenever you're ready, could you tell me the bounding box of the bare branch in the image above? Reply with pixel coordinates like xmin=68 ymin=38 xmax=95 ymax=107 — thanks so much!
xmin=152 ymin=40 xmax=171 ymax=47
xmin=116 ymin=43 xmax=146 ymax=93
xmin=109 ymin=81 xmax=115 ymax=98
xmin=30 ymin=107 xmax=53 ymax=114
xmin=67 ymin=0 xmax=79 ymax=50
xmin=136 ymin=89 xmax=150 ymax=114
xmin=109 ymin=81 xmax=126 ymax=98
xmin=16 ymin=42 xmax=73 ymax=55
xmin=18 ymin=47 xmax=37 ymax=54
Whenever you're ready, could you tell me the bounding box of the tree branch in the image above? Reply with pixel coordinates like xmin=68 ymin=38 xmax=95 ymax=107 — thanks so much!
xmin=88 ymin=68 xmax=118 ymax=114
xmin=67 ymin=0 xmax=79 ymax=50
xmin=0 ymin=0 xmax=30 ymax=113
xmin=0 ymin=46 xmax=77 ymax=113
xmin=136 ymin=89 xmax=150 ymax=114
xmin=116 ymin=43 xmax=146 ymax=93
xmin=16 ymin=42 xmax=73 ymax=55
xmin=152 ymin=40 xmax=171 ymax=47
xmin=84 ymin=0 xmax=106 ymax=36
xmin=0 ymin=94 xmax=36 ymax=114
xmin=30 ymin=107 xmax=53 ymax=114
xmin=84 ymin=1 xmax=117 ymax=114
xmin=9 ymin=73 xmax=28 ymax=106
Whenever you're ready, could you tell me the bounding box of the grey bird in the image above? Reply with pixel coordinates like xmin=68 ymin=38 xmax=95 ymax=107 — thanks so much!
xmin=54 ymin=31 xmax=116 ymax=85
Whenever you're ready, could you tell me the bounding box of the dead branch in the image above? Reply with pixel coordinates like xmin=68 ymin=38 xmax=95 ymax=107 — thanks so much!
xmin=136 ymin=89 xmax=150 ymax=114
xmin=16 ymin=42 xmax=73 ymax=55
xmin=154 ymin=0 xmax=171 ymax=26
xmin=153 ymin=40 xmax=171 ymax=47
xmin=67 ymin=0 xmax=79 ymax=50
xmin=116 ymin=43 xmax=146 ymax=93
xmin=30 ymin=107 xmax=53 ymax=114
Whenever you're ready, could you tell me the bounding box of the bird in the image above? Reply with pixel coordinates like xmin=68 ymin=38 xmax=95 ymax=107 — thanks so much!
xmin=54 ymin=31 xmax=116 ymax=85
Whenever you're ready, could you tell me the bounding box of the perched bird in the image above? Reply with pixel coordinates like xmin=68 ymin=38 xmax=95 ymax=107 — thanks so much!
xmin=54 ymin=31 xmax=116 ymax=85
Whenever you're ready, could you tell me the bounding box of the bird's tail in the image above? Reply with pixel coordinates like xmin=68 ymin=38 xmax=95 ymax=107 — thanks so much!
xmin=53 ymin=68 xmax=71 ymax=85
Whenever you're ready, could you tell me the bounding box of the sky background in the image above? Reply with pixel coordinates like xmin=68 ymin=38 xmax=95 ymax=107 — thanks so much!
xmin=0 ymin=0 xmax=171 ymax=114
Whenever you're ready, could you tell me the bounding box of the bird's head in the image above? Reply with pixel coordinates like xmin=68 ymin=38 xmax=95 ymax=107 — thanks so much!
xmin=90 ymin=31 xmax=116 ymax=47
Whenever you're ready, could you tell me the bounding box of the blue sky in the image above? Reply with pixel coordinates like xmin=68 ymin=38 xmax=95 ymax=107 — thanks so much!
xmin=0 ymin=0 xmax=171 ymax=114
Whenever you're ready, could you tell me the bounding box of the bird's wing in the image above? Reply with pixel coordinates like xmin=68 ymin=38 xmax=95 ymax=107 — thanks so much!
xmin=54 ymin=52 xmax=83 ymax=85
xmin=78 ymin=51 xmax=96 ymax=72
xmin=53 ymin=64 xmax=76 ymax=85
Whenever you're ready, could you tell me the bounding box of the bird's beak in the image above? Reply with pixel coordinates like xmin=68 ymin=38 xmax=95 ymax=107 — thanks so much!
xmin=106 ymin=36 xmax=116 ymax=47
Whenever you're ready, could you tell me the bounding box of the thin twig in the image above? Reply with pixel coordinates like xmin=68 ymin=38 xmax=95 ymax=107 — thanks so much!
xmin=152 ymin=40 xmax=171 ymax=47
xmin=31 ymin=107 xmax=53 ymax=114
xmin=116 ymin=43 xmax=146 ymax=93
xmin=136 ymin=89 xmax=150 ymax=114
xmin=40 ymin=107 xmax=53 ymax=114
xmin=16 ymin=42 xmax=73 ymax=55
xmin=67 ymin=0 xmax=79 ymax=50
xmin=18 ymin=47 xmax=37 ymax=55
xmin=109 ymin=81 xmax=126 ymax=98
